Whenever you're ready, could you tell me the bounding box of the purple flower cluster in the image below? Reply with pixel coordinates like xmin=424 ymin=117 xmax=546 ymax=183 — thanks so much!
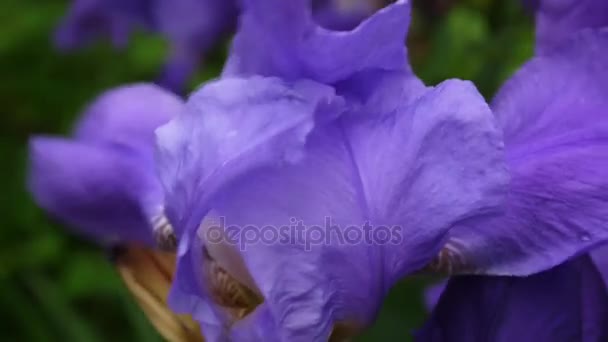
xmin=30 ymin=0 xmax=608 ymax=341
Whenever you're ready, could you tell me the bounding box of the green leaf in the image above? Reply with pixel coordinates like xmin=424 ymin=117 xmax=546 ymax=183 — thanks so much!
xmin=60 ymin=252 xmax=123 ymax=297
xmin=23 ymin=274 xmax=102 ymax=342
xmin=0 ymin=280 xmax=56 ymax=341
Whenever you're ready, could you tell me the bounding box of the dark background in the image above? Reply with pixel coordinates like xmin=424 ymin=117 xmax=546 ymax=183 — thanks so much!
xmin=0 ymin=0 xmax=533 ymax=340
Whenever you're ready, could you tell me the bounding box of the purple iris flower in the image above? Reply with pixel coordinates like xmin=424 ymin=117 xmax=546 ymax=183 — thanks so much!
xmin=531 ymin=0 xmax=608 ymax=55
xmin=417 ymin=255 xmax=608 ymax=341
xmin=55 ymin=0 xmax=239 ymax=93
xmin=420 ymin=0 xmax=608 ymax=335
xmin=427 ymin=27 xmax=608 ymax=277
xmin=28 ymin=84 xmax=184 ymax=245
xmin=155 ymin=0 xmax=608 ymax=340
xmin=155 ymin=0 xmax=509 ymax=340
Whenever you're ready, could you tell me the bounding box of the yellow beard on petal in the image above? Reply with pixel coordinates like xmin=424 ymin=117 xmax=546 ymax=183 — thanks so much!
xmin=203 ymin=249 xmax=264 ymax=325
xmin=113 ymin=245 xmax=204 ymax=342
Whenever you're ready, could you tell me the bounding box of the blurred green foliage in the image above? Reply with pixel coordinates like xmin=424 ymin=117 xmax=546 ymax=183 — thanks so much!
xmin=0 ymin=0 xmax=533 ymax=340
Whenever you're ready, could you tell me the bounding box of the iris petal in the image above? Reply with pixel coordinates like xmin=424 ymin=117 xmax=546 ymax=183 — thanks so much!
xmin=223 ymin=0 xmax=412 ymax=83
xmin=28 ymin=137 xmax=155 ymax=243
xmin=75 ymin=83 xmax=182 ymax=153
xmin=436 ymin=29 xmax=608 ymax=276
xmin=417 ymin=255 xmax=608 ymax=342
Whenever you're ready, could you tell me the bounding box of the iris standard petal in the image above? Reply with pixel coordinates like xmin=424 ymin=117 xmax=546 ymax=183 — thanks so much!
xmin=223 ymin=0 xmax=411 ymax=83
xmin=534 ymin=0 xmax=608 ymax=55
xmin=433 ymin=29 xmax=608 ymax=276
xmin=28 ymin=137 xmax=155 ymax=243
xmin=417 ymin=255 xmax=608 ymax=342
xmin=157 ymin=74 xmax=506 ymax=340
